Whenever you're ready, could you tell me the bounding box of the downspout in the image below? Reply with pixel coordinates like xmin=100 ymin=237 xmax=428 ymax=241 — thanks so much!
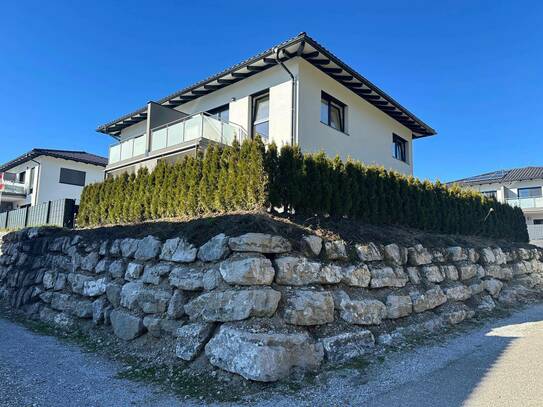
xmin=29 ymin=159 xmax=41 ymax=206
xmin=274 ymin=47 xmax=297 ymax=145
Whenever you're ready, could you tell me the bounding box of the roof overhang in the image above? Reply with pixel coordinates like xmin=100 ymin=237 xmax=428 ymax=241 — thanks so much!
xmin=0 ymin=149 xmax=107 ymax=173
xmin=97 ymin=33 xmax=436 ymax=139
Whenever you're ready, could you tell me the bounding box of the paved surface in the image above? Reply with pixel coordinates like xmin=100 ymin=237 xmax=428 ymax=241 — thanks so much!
xmin=2 ymin=305 xmax=543 ymax=406
xmin=0 ymin=319 xmax=185 ymax=407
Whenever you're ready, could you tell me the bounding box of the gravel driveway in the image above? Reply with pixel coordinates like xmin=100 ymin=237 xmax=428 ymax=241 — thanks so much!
xmin=2 ymin=304 xmax=543 ymax=406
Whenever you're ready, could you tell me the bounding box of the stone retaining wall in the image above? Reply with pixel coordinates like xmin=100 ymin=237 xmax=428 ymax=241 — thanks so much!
xmin=1 ymin=227 xmax=543 ymax=382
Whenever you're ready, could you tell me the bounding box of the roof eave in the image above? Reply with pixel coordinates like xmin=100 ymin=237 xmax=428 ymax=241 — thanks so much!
xmin=97 ymin=33 xmax=436 ymax=138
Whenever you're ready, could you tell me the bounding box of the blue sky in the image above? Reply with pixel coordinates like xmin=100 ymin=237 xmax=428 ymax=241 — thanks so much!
xmin=1 ymin=1 xmax=541 ymax=181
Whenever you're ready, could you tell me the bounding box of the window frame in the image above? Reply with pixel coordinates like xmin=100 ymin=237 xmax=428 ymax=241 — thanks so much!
xmin=518 ymin=186 xmax=542 ymax=199
xmin=392 ymin=133 xmax=408 ymax=163
xmin=251 ymin=90 xmax=270 ymax=140
xmin=320 ymin=91 xmax=346 ymax=133
xmin=59 ymin=168 xmax=86 ymax=187
xmin=481 ymin=190 xmax=497 ymax=199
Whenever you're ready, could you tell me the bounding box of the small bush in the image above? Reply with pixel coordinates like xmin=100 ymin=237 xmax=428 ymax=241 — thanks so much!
xmin=77 ymin=138 xmax=529 ymax=242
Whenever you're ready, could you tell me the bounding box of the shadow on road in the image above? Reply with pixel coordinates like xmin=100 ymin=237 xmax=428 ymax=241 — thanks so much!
xmin=365 ymin=306 xmax=543 ymax=407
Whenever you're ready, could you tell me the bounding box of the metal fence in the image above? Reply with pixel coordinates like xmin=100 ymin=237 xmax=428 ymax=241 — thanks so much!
xmin=527 ymin=225 xmax=543 ymax=242
xmin=0 ymin=199 xmax=76 ymax=230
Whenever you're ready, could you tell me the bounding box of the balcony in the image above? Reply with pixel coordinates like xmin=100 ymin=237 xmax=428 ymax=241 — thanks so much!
xmin=506 ymin=197 xmax=543 ymax=210
xmin=108 ymin=112 xmax=248 ymax=166
xmin=2 ymin=180 xmax=26 ymax=195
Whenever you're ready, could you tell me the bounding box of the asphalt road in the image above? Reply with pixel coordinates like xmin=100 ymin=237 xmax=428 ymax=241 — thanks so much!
xmin=2 ymin=304 xmax=543 ymax=406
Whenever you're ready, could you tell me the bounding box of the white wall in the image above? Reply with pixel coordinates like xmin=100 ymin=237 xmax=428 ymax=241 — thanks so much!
xmin=115 ymin=57 xmax=423 ymax=175
xmin=296 ymin=59 xmax=414 ymax=175
xmin=118 ymin=61 xmax=297 ymax=149
xmin=36 ymin=156 xmax=104 ymax=204
xmin=5 ymin=156 xmax=105 ymax=207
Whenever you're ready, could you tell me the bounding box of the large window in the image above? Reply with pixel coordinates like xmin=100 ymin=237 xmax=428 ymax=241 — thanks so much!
xmin=518 ymin=187 xmax=542 ymax=199
xmin=392 ymin=134 xmax=408 ymax=162
xmin=481 ymin=190 xmax=497 ymax=199
xmin=208 ymin=104 xmax=229 ymax=122
xmin=252 ymin=92 xmax=269 ymax=140
xmin=320 ymin=91 xmax=346 ymax=132
xmin=59 ymin=168 xmax=86 ymax=186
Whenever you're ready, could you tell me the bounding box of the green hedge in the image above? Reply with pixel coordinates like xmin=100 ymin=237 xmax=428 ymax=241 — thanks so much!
xmin=78 ymin=138 xmax=529 ymax=242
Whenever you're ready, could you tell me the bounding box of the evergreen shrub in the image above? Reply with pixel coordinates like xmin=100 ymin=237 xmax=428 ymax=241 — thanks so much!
xmin=77 ymin=138 xmax=528 ymax=242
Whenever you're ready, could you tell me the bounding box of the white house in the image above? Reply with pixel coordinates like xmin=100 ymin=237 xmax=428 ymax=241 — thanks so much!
xmin=452 ymin=167 xmax=543 ymax=244
xmin=0 ymin=149 xmax=107 ymax=212
xmin=98 ymin=33 xmax=436 ymax=178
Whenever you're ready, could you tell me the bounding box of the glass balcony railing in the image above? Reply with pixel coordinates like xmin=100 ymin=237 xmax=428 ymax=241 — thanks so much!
xmin=149 ymin=113 xmax=247 ymax=153
xmin=506 ymin=197 xmax=543 ymax=209
xmin=3 ymin=181 xmax=26 ymax=195
xmin=109 ymin=134 xmax=146 ymax=164
xmin=108 ymin=113 xmax=248 ymax=165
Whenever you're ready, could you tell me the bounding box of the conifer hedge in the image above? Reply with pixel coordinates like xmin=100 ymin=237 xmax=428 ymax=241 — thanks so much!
xmin=78 ymin=138 xmax=529 ymax=242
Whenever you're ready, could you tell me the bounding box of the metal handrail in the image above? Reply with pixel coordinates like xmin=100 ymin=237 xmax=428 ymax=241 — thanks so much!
xmin=506 ymin=197 xmax=543 ymax=209
xmin=108 ymin=112 xmax=248 ymax=165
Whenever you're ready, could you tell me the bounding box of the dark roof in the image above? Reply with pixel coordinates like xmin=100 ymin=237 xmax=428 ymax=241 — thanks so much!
xmin=98 ymin=32 xmax=436 ymax=139
xmin=451 ymin=167 xmax=543 ymax=186
xmin=0 ymin=149 xmax=108 ymax=172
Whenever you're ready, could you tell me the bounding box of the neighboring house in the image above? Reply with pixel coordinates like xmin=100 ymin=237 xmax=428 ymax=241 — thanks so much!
xmin=451 ymin=167 xmax=543 ymax=244
xmin=0 ymin=149 xmax=107 ymax=212
xmin=98 ymin=32 xmax=436 ymax=178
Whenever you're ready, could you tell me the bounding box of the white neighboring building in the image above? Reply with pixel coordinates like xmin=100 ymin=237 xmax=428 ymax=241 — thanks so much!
xmin=0 ymin=149 xmax=107 ymax=212
xmin=452 ymin=167 xmax=543 ymax=244
xmin=98 ymin=32 xmax=436 ymax=178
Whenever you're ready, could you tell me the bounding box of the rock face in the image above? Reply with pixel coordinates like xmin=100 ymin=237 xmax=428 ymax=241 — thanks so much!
xmin=356 ymin=243 xmax=383 ymax=262
xmin=422 ymin=265 xmax=445 ymax=283
xmin=282 ymin=290 xmax=334 ymax=326
xmin=134 ymin=236 xmax=161 ymax=261
xmin=110 ymin=309 xmax=144 ymax=340
xmin=339 ymin=298 xmax=387 ymax=325
xmin=386 ymin=295 xmax=413 ymax=319
xmin=142 ymin=263 xmax=171 ymax=285
xmin=384 ymin=244 xmax=407 ymax=266
xmin=175 ymin=322 xmax=215 ymax=361
xmin=169 ymin=266 xmax=204 ymax=290
xmin=228 ymin=233 xmax=291 ymax=254
xmin=408 ymin=245 xmax=433 ymax=266
xmin=274 ymin=256 xmax=322 ymax=285
xmin=219 ymin=254 xmax=275 ymax=286
xmin=321 ymin=330 xmax=375 ymax=363
xmin=205 ymin=325 xmax=324 ymax=382
xmin=324 ymin=241 xmax=348 ymax=261
xmin=370 ymin=267 xmax=408 ymax=288
xmin=2 ymin=227 xmax=543 ymax=384
xmin=160 ymin=238 xmax=197 ymax=263
xmin=301 ymin=235 xmax=323 ymax=257
xmin=445 ymin=284 xmax=472 ymax=301
xmin=184 ymin=289 xmax=281 ymax=322
xmin=341 ymin=264 xmax=371 ymax=287
xmin=411 ymin=287 xmax=447 ymax=313
xmin=197 ymin=234 xmax=230 ymax=262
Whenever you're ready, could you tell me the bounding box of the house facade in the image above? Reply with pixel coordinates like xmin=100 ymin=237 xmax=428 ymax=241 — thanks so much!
xmin=0 ymin=149 xmax=107 ymax=212
xmin=452 ymin=167 xmax=543 ymax=244
xmin=98 ymin=33 xmax=436 ymax=178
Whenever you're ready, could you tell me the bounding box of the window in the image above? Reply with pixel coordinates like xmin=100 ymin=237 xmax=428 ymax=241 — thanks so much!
xmin=59 ymin=168 xmax=86 ymax=186
xmin=534 ymin=219 xmax=543 ymax=225
xmin=18 ymin=171 xmax=25 ymax=183
xmin=252 ymin=92 xmax=269 ymax=140
xmin=481 ymin=190 xmax=497 ymax=199
xmin=518 ymin=187 xmax=542 ymax=199
xmin=320 ymin=91 xmax=346 ymax=132
xmin=208 ymin=104 xmax=229 ymax=122
xmin=392 ymin=134 xmax=408 ymax=162
xmin=29 ymin=167 xmax=35 ymax=194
